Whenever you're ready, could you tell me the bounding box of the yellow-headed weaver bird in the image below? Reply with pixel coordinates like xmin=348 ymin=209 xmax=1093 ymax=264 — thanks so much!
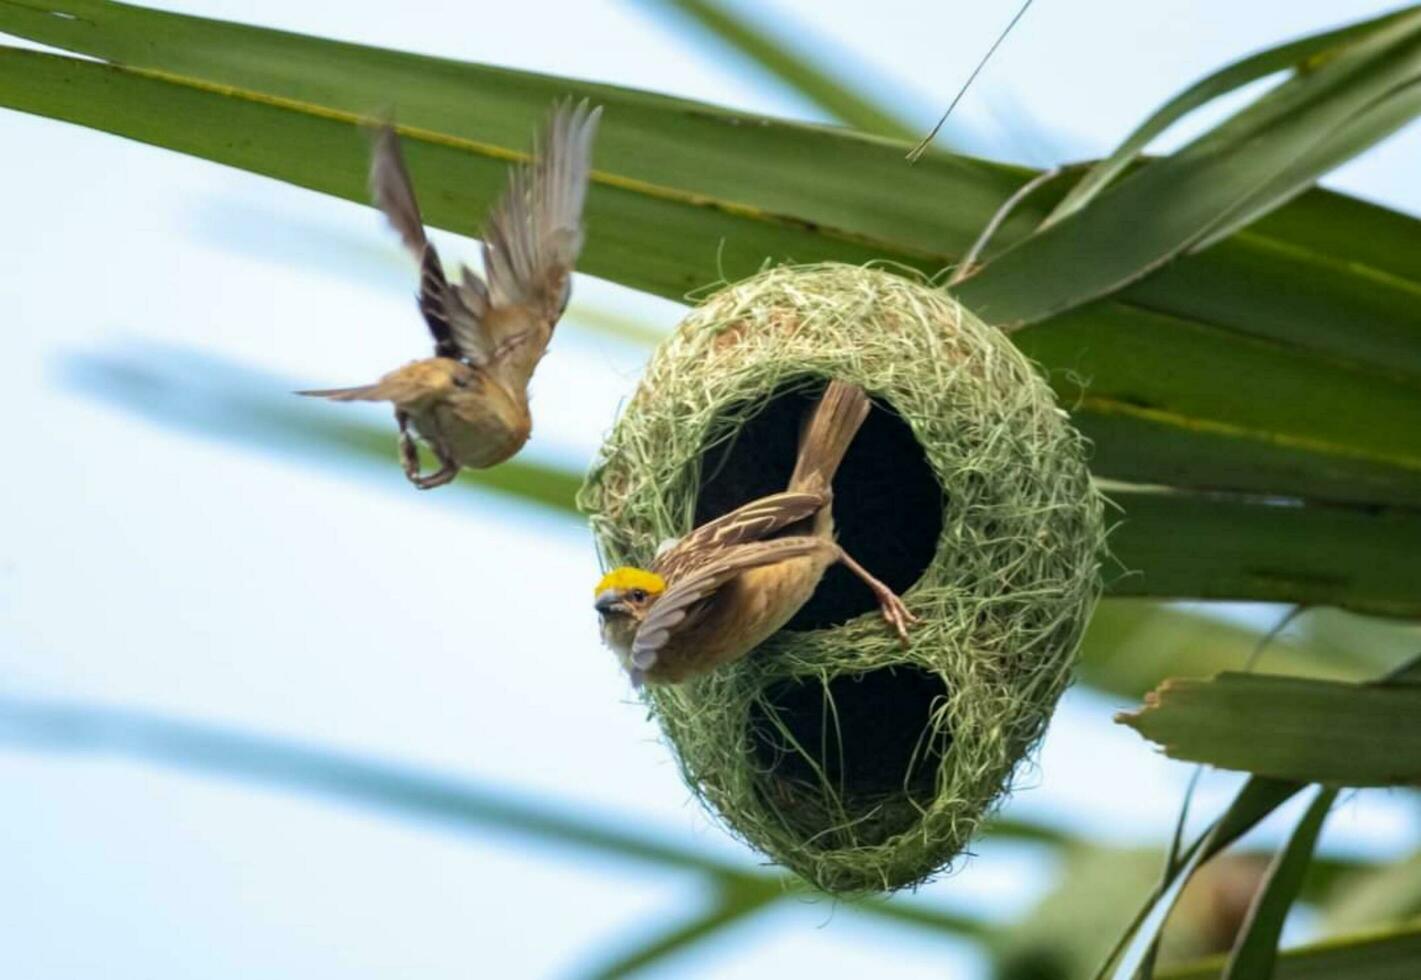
xmin=594 ymin=380 xmax=920 ymax=686
xmin=298 ymin=99 xmax=602 ymax=489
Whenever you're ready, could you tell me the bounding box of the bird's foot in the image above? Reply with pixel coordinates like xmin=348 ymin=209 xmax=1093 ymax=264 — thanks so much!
xmin=836 ymin=546 xmax=920 ymax=647
xmin=874 ymin=587 xmax=920 ymax=647
xmin=396 ymin=411 xmax=459 ymax=490
xmin=396 ymin=412 xmax=422 ymax=482
xmin=410 ymin=461 xmax=458 ymax=490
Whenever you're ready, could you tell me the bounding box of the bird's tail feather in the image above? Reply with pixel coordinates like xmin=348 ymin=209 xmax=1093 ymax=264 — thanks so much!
xmin=294 ymin=383 xmax=391 ymax=403
xmin=789 ymin=379 xmax=870 ymax=494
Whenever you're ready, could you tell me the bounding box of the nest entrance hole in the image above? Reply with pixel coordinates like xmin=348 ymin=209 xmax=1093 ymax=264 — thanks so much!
xmin=694 ymin=378 xmax=944 ymax=631
xmin=748 ymin=667 xmax=953 ymax=830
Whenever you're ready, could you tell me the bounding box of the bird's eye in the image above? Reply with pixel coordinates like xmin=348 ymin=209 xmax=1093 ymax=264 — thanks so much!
xmin=628 ymin=589 xmax=647 ymax=602
xmin=452 ymin=375 xmax=471 ymax=389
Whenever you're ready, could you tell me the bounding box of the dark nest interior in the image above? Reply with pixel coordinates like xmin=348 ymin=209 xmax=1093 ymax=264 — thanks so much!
xmin=696 ymin=379 xmax=951 ymax=839
xmin=746 ymin=667 xmax=954 ymax=841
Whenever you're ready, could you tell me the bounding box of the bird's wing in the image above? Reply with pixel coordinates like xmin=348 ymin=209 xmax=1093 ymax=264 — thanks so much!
xmin=369 ymin=124 xmax=494 ymax=365
xmin=632 ymin=536 xmax=823 ymax=670
xmin=653 ymin=491 xmax=826 ymax=583
xmin=481 ymin=99 xmax=601 ymax=330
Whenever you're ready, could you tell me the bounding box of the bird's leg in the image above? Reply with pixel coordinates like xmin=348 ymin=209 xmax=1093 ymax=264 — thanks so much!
xmin=835 ymin=546 xmax=920 ymax=646
xmin=396 ymin=411 xmax=458 ymax=489
xmin=396 ymin=410 xmax=423 ymax=484
xmin=412 ymin=446 xmax=459 ymax=490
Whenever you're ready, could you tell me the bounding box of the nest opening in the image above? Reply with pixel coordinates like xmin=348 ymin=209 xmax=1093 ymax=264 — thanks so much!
xmin=695 ymin=378 xmax=944 ymax=631
xmin=748 ymin=666 xmax=952 ymax=834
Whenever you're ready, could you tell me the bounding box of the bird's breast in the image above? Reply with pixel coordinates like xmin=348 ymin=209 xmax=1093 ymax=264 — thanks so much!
xmin=413 ymin=375 xmax=530 ymax=469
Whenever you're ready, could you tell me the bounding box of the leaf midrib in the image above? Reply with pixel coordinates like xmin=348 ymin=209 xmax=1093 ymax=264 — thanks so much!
xmin=121 ymin=59 xmax=958 ymax=265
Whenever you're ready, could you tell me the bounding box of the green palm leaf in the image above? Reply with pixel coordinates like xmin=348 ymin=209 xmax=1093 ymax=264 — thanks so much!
xmin=1117 ymin=664 xmax=1421 ymax=784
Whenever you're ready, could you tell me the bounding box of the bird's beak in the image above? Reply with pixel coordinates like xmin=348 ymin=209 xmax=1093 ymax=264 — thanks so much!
xmin=595 ymin=591 xmax=628 ymax=616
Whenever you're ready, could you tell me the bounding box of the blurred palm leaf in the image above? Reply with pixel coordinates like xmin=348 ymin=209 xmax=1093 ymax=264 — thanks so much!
xmin=1299 ymin=609 xmax=1421 ymax=677
xmin=640 ymin=0 xmax=916 ymax=140
xmin=1324 ymin=850 xmax=1421 ymax=934
xmin=59 ymin=346 xmax=585 ymax=513
xmin=60 ymin=344 xmax=1421 ymax=616
xmin=1221 ymin=787 xmax=1337 ymax=979
xmin=63 ymin=340 xmax=1421 ymax=720
xmin=993 ymin=843 xmax=1362 ymax=980
xmin=643 ymin=0 xmax=1065 ymax=171
xmin=578 ymin=881 xmax=782 ymax=979
xmin=4 ymin=4 xmax=1421 ymax=612
xmin=69 ymin=341 xmax=1419 ymax=701
xmin=0 ymin=696 xmax=992 ymax=940
xmin=1074 ymin=602 xmax=1401 ymax=700
xmin=1160 ymin=920 xmax=1421 ymax=980
xmin=0 ymin=691 xmax=1377 ymax=975
xmin=1101 ymin=777 xmax=1304 ymax=980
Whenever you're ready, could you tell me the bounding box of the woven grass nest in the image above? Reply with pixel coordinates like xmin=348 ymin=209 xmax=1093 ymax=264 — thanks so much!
xmin=579 ymin=263 xmax=1105 ymax=893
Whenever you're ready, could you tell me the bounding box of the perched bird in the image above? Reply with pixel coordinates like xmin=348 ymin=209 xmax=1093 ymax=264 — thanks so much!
xmin=298 ymin=99 xmax=602 ymax=489
xmin=594 ymin=380 xmax=920 ymax=686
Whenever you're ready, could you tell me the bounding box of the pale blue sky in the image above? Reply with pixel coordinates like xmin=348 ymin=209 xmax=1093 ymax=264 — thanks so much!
xmin=1 ymin=2 xmax=1417 ymax=977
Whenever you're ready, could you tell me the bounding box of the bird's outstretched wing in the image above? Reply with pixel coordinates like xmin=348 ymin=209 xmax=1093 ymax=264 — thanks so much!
xmin=477 ymin=100 xmax=601 ymax=397
xmin=369 ymin=124 xmax=493 ymax=365
xmin=653 ymin=491 xmax=826 ymax=583
xmin=632 ymin=536 xmax=824 ymax=672
xmin=483 ymin=99 xmax=600 ymax=323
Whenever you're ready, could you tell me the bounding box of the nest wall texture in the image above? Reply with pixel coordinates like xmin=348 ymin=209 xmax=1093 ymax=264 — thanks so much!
xmin=579 ymin=264 xmax=1105 ymax=893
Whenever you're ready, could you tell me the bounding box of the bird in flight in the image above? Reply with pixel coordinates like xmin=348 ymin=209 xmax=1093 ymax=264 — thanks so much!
xmin=299 ymin=99 xmax=602 ymax=489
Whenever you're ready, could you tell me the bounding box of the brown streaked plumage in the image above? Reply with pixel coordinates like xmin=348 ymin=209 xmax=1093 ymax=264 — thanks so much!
xmin=594 ymin=380 xmax=920 ymax=686
xmin=298 ymin=98 xmax=601 ymax=489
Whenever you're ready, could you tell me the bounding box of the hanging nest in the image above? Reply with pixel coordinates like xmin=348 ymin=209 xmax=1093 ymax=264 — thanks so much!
xmin=578 ymin=263 xmax=1105 ymax=893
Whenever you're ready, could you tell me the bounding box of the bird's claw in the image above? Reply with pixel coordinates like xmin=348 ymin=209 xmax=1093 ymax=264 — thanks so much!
xmin=395 ymin=419 xmax=458 ymax=490
xmin=410 ymin=465 xmax=458 ymax=490
xmin=396 ymin=413 xmax=426 ymax=484
xmin=878 ymin=592 xmax=920 ymax=648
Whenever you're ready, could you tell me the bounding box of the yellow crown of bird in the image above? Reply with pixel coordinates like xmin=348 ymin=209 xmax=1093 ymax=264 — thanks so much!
xmin=594 ymin=567 xmax=667 ymax=597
